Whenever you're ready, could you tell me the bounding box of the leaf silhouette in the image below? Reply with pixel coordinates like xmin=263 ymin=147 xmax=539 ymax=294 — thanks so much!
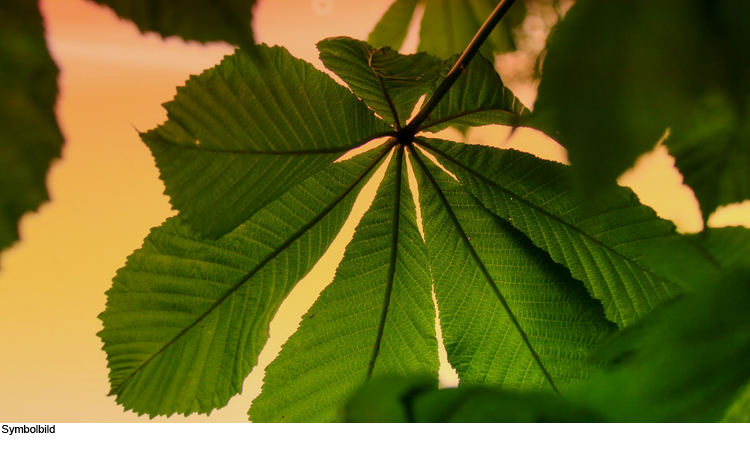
xmin=90 ymin=0 xmax=257 ymax=49
xmin=0 ymin=0 xmax=63 ymax=254
xmin=369 ymin=0 xmax=524 ymax=58
xmin=102 ymin=36 xmax=686 ymax=419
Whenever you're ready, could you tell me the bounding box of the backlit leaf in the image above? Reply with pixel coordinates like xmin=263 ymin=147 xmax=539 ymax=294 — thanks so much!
xmin=250 ymin=149 xmax=438 ymax=422
xmin=142 ymin=44 xmax=391 ymax=239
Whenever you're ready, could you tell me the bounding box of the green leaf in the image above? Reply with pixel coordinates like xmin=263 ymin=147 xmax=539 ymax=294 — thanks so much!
xmin=667 ymin=91 xmax=750 ymax=221
xmin=317 ymin=37 xmax=441 ymax=128
xmin=418 ymin=138 xmax=682 ymax=327
xmin=142 ymin=44 xmax=391 ymax=239
xmin=418 ymin=0 xmax=521 ymax=59
xmin=250 ymin=148 xmax=438 ymax=422
xmin=419 ymin=53 xmax=528 ymax=133
xmin=531 ymin=0 xmax=704 ymax=193
xmin=98 ymin=148 xmax=387 ymax=417
xmin=410 ymin=147 xmax=616 ymax=393
xmin=90 ymin=0 xmax=257 ymax=49
xmin=0 ymin=0 xmax=63 ymax=253
xmin=641 ymin=227 xmax=750 ymax=293
xmin=367 ymin=0 xmax=419 ymax=51
xmin=577 ymin=269 xmax=750 ymax=422
xmin=345 ymin=376 xmax=603 ymax=422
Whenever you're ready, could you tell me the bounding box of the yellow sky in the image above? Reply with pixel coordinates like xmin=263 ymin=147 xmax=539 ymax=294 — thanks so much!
xmin=0 ymin=0 xmax=748 ymax=423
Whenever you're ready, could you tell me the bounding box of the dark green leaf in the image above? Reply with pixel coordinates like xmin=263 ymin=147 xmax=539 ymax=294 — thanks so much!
xmin=250 ymin=149 xmax=438 ymax=422
xmin=531 ymin=0 xmax=704 ymax=193
xmin=419 ymin=53 xmax=528 ymax=133
xmin=641 ymin=227 xmax=750 ymax=292
xmin=367 ymin=0 xmax=419 ymax=51
xmin=667 ymin=91 xmax=750 ymax=221
xmin=578 ymin=270 xmax=750 ymax=422
xmin=0 ymin=0 xmax=63 ymax=253
xmin=418 ymin=138 xmax=681 ymax=327
xmin=142 ymin=44 xmax=391 ymax=239
xmin=90 ymin=0 xmax=257 ymax=48
xmin=317 ymin=37 xmax=441 ymax=128
xmin=99 ymin=148 xmax=387 ymax=417
xmin=410 ymin=147 xmax=616 ymax=393
xmin=345 ymin=376 xmax=603 ymax=422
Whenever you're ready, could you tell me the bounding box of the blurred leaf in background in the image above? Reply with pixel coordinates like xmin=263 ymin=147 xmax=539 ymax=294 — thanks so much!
xmin=90 ymin=0 xmax=257 ymax=49
xmin=532 ymin=0 xmax=750 ymax=221
xmin=368 ymin=0 xmax=526 ymax=58
xmin=0 ymin=0 xmax=63 ymax=255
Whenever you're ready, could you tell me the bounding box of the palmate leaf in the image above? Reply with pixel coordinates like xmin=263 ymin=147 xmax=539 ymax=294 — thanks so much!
xmin=417 ymin=138 xmax=682 ymax=327
xmin=0 ymin=0 xmax=63 ymax=253
xmin=141 ymin=44 xmax=392 ymax=239
xmin=90 ymin=0 xmax=257 ymax=49
xmin=250 ymin=149 xmax=438 ymax=422
xmin=99 ymin=148 xmax=387 ymax=416
xmin=104 ymin=36 xmax=683 ymax=420
xmin=369 ymin=0 xmax=524 ymax=58
xmin=410 ymin=148 xmax=616 ymax=392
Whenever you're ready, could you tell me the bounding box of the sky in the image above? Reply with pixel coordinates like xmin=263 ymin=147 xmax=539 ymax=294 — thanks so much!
xmin=1 ymin=0 xmax=748 ymax=423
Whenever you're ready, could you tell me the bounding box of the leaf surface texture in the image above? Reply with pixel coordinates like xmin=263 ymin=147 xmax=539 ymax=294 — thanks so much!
xmin=99 ymin=149 xmax=385 ymax=416
xmin=251 ymin=149 xmax=438 ymax=422
xmin=142 ymin=45 xmax=391 ymax=238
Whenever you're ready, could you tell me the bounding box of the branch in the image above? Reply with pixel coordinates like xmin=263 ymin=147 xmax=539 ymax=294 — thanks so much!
xmin=401 ymin=0 xmax=517 ymax=137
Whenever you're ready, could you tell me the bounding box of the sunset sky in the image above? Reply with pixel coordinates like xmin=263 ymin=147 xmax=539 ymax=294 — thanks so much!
xmin=1 ymin=0 xmax=748 ymax=423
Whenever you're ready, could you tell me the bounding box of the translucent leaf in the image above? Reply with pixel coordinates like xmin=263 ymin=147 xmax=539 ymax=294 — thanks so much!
xmin=142 ymin=44 xmax=391 ymax=239
xmin=90 ymin=0 xmax=257 ymax=48
xmin=410 ymin=147 xmax=616 ymax=393
xmin=369 ymin=0 xmax=524 ymax=58
xmin=317 ymin=37 xmax=441 ymax=128
xmin=367 ymin=0 xmax=419 ymax=51
xmin=419 ymin=53 xmax=528 ymax=133
xmin=418 ymin=138 xmax=682 ymax=327
xmin=0 ymin=0 xmax=63 ymax=252
xmin=99 ymin=148 xmax=387 ymax=417
xmin=250 ymin=149 xmax=438 ymax=422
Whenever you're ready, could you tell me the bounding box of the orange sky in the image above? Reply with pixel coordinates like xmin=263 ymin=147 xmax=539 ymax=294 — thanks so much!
xmin=1 ymin=0 xmax=748 ymax=423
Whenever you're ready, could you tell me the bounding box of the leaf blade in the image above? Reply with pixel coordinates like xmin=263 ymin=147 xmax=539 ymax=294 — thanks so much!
xmin=143 ymin=44 xmax=392 ymax=239
xmin=419 ymin=138 xmax=682 ymax=327
xmin=410 ymin=146 xmax=616 ymax=393
xmin=317 ymin=37 xmax=441 ymax=128
xmin=99 ymin=148 xmax=388 ymax=417
xmin=250 ymin=148 xmax=438 ymax=422
xmin=367 ymin=0 xmax=419 ymax=51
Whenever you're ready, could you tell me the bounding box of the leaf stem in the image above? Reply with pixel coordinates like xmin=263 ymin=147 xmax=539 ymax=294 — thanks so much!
xmin=367 ymin=144 xmax=404 ymax=380
xmin=402 ymin=0 xmax=517 ymax=135
xmin=408 ymin=143 xmax=560 ymax=395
